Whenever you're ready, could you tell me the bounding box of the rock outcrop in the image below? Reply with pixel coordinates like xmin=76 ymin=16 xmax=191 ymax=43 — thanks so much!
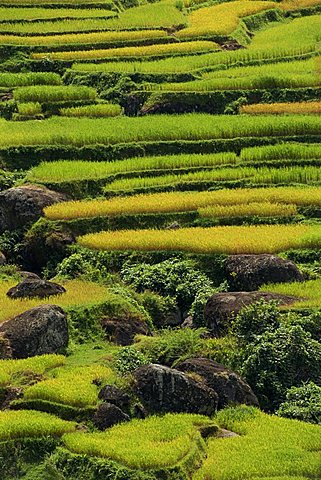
xmin=7 ymin=278 xmax=66 ymax=299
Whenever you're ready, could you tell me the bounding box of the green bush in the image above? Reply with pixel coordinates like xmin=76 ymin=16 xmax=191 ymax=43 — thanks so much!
xmin=278 ymin=382 xmax=321 ymax=423
xmin=232 ymin=299 xmax=280 ymax=343
xmin=114 ymin=346 xmax=149 ymax=375
xmin=121 ymin=259 xmax=214 ymax=311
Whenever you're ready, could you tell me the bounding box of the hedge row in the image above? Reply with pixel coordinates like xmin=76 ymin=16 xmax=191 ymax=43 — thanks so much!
xmin=2 ymin=136 xmax=321 ymax=169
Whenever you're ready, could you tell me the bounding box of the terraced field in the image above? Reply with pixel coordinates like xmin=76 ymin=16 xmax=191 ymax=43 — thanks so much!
xmin=1 ymin=0 xmax=321 ymax=478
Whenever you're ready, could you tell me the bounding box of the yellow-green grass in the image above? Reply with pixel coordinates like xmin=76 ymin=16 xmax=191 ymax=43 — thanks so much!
xmin=194 ymin=406 xmax=321 ymax=480
xmin=1 ymin=29 xmax=167 ymax=47
xmin=13 ymin=85 xmax=96 ymax=103
xmin=78 ymin=224 xmax=321 ymax=255
xmin=103 ymin=165 xmax=321 ymax=192
xmin=0 ymin=72 xmax=61 ymax=87
xmin=240 ymin=143 xmax=321 ymax=162
xmin=0 ymin=2 xmax=185 ymax=33
xmin=27 ymin=153 xmax=237 ymax=184
xmin=17 ymin=102 xmax=42 ymax=116
xmin=0 ymin=114 xmax=319 ymax=148
xmin=59 ymin=103 xmax=122 ymax=118
xmin=241 ymin=101 xmax=321 ymax=114
xmin=74 ymin=16 xmax=321 ymax=74
xmin=0 ymin=279 xmax=109 ymax=325
xmin=281 ymin=0 xmax=321 ymax=10
xmin=0 ymin=7 xmax=117 ymax=21
xmin=261 ymin=278 xmax=321 ymax=308
xmin=32 ymin=41 xmax=218 ymax=61
xmin=63 ymin=413 xmax=215 ymax=469
xmin=0 ymin=354 xmax=65 ymax=387
xmin=199 ymin=202 xmax=298 ymax=218
xmin=0 ymin=410 xmax=76 ymax=440
xmin=44 ymin=186 xmax=321 ymax=220
xmin=23 ymin=365 xmax=117 ymax=408
xmin=0 ymin=0 xmax=112 ymax=4
xmin=176 ymin=1 xmax=278 ymax=38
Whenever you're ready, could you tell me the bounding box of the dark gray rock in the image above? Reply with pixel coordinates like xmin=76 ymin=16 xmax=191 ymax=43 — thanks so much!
xmin=18 ymin=272 xmax=41 ymax=280
xmin=7 ymin=278 xmax=66 ymax=299
xmin=98 ymin=384 xmax=130 ymax=409
xmin=0 ymin=334 xmax=12 ymax=359
xmin=93 ymin=403 xmax=130 ymax=430
xmin=0 ymin=252 xmax=6 ymax=265
xmin=101 ymin=316 xmax=149 ymax=346
xmin=0 ymin=184 xmax=67 ymax=232
xmin=133 ymin=363 xmax=218 ymax=415
xmin=0 ymin=304 xmax=69 ymax=358
xmin=205 ymin=291 xmax=300 ymax=336
xmin=176 ymin=357 xmax=259 ymax=409
xmin=225 ymin=254 xmax=304 ymax=291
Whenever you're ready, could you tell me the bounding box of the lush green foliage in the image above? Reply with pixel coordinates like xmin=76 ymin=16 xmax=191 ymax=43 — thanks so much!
xmin=278 ymin=382 xmax=321 ymax=423
xmin=0 ymin=72 xmax=61 ymax=87
xmin=0 ymin=354 xmax=65 ymax=386
xmin=14 ymin=85 xmax=96 ymax=103
xmin=60 ymin=103 xmax=122 ymax=117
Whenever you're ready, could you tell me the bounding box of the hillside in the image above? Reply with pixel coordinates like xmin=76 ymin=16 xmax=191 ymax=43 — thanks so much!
xmin=0 ymin=0 xmax=321 ymax=478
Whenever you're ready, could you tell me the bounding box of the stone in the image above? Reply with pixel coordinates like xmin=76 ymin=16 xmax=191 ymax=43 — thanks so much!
xmin=133 ymin=363 xmax=218 ymax=415
xmin=7 ymin=278 xmax=66 ymax=300
xmin=93 ymin=403 xmax=130 ymax=430
xmin=18 ymin=271 xmax=41 ymax=280
xmin=0 ymin=252 xmax=6 ymax=265
xmin=0 ymin=184 xmax=68 ymax=232
xmin=0 ymin=304 xmax=69 ymax=359
xmin=98 ymin=384 xmax=130 ymax=409
xmin=100 ymin=316 xmax=149 ymax=346
xmin=0 ymin=334 xmax=12 ymax=359
xmin=205 ymin=291 xmax=300 ymax=336
xmin=225 ymin=254 xmax=304 ymax=291
xmin=176 ymin=357 xmax=259 ymax=409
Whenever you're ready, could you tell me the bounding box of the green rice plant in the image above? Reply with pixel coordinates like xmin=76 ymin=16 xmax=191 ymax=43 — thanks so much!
xmin=60 ymin=103 xmax=122 ymax=117
xmin=199 ymin=202 xmax=298 ymax=218
xmin=0 ymin=279 xmax=110 ymax=324
xmin=241 ymin=101 xmax=321 ymax=114
xmin=176 ymin=1 xmax=277 ymax=38
xmin=0 ymin=2 xmax=185 ymax=33
xmin=33 ymin=41 xmax=218 ymax=61
xmin=261 ymin=278 xmax=321 ymax=309
xmin=63 ymin=413 xmax=215 ymax=469
xmin=13 ymin=85 xmax=96 ymax=103
xmin=1 ymin=29 xmax=167 ymax=47
xmin=74 ymin=16 xmax=321 ymax=74
xmin=0 ymin=0 xmax=110 ymax=5
xmin=281 ymin=0 xmax=321 ymax=9
xmin=44 ymin=186 xmax=321 ymax=220
xmin=0 ymin=7 xmax=117 ymax=21
xmin=24 ymin=365 xmax=117 ymax=407
xmin=77 ymin=224 xmax=321 ymax=255
xmin=0 ymin=72 xmax=61 ymax=87
xmin=27 ymin=153 xmax=237 ymax=183
xmin=103 ymin=165 xmax=321 ymax=192
xmin=0 ymin=114 xmax=319 ymax=148
xmin=0 ymin=354 xmax=65 ymax=387
xmin=0 ymin=410 xmax=76 ymax=440
xmin=17 ymin=102 xmax=42 ymax=116
xmin=194 ymin=406 xmax=321 ymax=479
xmin=240 ymin=143 xmax=321 ymax=162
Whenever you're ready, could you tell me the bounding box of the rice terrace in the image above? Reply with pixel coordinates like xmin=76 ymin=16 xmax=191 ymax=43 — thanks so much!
xmin=0 ymin=0 xmax=321 ymax=477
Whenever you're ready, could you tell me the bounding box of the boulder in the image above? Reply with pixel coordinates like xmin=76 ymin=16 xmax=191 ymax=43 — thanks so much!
xmin=176 ymin=357 xmax=259 ymax=409
xmin=225 ymin=254 xmax=304 ymax=291
xmin=7 ymin=278 xmax=66 ymax=299
xmin=18 ymin=271 xmax=41 ymax=280
xmin=101 ymin=316 xmax=149 ymax=346
xmin=0 ymin=305 xmax=69 ymax=358
xmin=133 ymin=363 xmax=218 ymax=415
xmin=0 ymin=252 xmax=6 ymax=265
xmin=205 ymin=291 xmax=300 ymax=336
xmin=0 ymin=184 xmax=67 ymax=232
xmin=98 ymin=384 xmax=130 ymax=409
xmin=93 ymin=403 xmax=130 ymax=430
xmin=0 ymin=334 xmax=12 ymax=359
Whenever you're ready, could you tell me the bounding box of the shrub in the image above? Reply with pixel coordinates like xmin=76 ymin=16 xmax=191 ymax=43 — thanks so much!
xmin=278 ymin=382 xmax=321 ymax=423
xmin=232 ymin=299 xmax=280 ymax=343
xmin=114 ymin=346 xmax=149 ymax=375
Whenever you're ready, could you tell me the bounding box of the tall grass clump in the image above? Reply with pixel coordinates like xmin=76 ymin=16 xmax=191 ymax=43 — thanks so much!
xmin=0 ymin=72 xmax=61 ymax=87
xmin=0 ymin=7 xmax=117 ymax=21
xmin=60 ymin=103 xmax=122 ymax=118
xmin=44 ymin=186 xmax=321 ymax=220
xmin=63 ymin=413 xmax=215 ymax=469
xmin=27 ymin=153 xmax=237 ymax=183
xmin=240 ymin=143 xmax=321 ymax=162
xmin=13 ymin=85 xmax=96 ymax=103
xmin=0 ymin=354 xmax=65 ymax=386
xmin=0 ymin=410 xmax=76 ymax=440
xmin=17 ymin=102 xmax=42 ymax=117
xmin=24 ymin=365 xmax=117 ymax=407
xmin=33 ymin=41 xmax=218 ymax=61
xmin=194 ymin=406 xmax=321 ymax=479
xmin=199 ymin=202 xmax=298 ymax=218
xmin=77 ymin=224 xmax=321 ymax=255
xmin=261 ymin=278 xmax=321 ymax=309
